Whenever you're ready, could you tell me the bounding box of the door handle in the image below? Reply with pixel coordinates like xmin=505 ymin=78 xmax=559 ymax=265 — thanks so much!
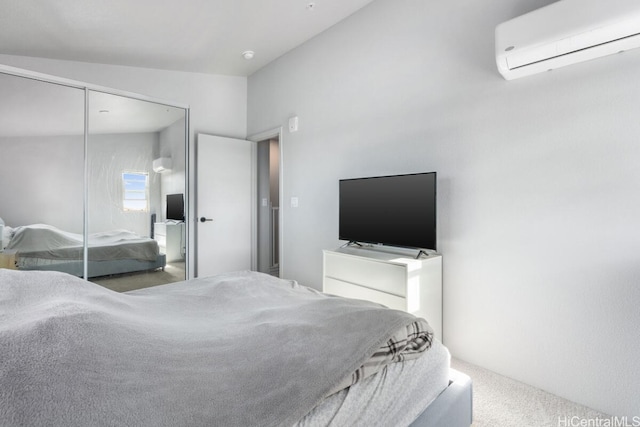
xmin=200 ymin=217 xmax=213 ymax=223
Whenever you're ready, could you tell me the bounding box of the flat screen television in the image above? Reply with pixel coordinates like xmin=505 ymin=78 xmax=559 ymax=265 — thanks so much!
xmin=166 ymin=193 xmax=185 ymax=221
xmin=339 ymin=172 xmax=436 ymax=251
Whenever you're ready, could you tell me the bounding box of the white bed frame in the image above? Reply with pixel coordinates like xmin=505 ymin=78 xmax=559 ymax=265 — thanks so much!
xmin=410 ymin=369 xmax=473 ymax=427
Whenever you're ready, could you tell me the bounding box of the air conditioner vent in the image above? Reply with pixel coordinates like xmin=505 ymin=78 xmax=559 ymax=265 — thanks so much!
xmin=495 ymin=0 xmax=640 ymax=80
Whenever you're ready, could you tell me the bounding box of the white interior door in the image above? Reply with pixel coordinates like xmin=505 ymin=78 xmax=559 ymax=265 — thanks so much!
xmin=196 ymin=133 xmax=254 ymax=277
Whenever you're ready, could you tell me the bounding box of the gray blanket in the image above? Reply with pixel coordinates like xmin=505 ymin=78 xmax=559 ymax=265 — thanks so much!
xmin=7 ymin=224 xmax=158 ymax=262
xmin=0 ymin=269 xmax=433 ymax=427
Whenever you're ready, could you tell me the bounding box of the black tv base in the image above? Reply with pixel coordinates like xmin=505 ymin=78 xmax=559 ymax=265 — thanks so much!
xmin=342 ymin=241 xmax=432 ymax=259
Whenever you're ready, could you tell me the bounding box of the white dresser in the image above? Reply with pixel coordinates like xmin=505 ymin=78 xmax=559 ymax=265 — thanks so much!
xmin=154 ymin=222 xmax=185 ymax=262
xmin=323 ymin=247 xmax=442 ymax=342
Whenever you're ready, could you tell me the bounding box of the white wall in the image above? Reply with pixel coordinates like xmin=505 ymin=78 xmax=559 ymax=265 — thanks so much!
xmin=0 ymin=132 xmax=161 ymax=237
xmin=0 ymin=135 xmax=84 ymax=231
xmin=88 ymin=133 xmax=159 ymax=236
xmin=248 ymin=0 xmax=640 ymax=418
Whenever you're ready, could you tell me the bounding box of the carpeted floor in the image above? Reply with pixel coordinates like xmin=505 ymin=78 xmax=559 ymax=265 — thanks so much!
xmin=91 ymin=261 xmax=186 ymax=292
xmin=451 ymin=358 xmax=608 ymax=427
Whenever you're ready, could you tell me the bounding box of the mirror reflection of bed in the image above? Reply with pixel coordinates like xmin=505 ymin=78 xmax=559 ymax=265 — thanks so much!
xmin=0 ymin=71 xmax=188 ymax=292
xmin=2 ymin=222 xmax=183 ymax=292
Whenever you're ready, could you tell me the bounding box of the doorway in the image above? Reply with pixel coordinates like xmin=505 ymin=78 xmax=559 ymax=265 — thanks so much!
xmin=196 ymin=134 xmax=253 ymax=278
xmin=195 ymin=128 xmax=283 ymax=279
xmin=257 ymin=136 xmax=280 ymax=277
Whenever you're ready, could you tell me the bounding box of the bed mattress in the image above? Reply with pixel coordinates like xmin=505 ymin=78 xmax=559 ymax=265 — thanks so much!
xmin=296 ymin=338 xmax=450 ymax=426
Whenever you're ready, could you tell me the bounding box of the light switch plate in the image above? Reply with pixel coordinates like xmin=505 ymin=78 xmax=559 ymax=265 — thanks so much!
xmin=288 ymin=116 xmax=299 ymax=132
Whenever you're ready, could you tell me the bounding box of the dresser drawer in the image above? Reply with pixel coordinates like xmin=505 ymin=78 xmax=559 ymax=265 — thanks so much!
xmin=323 ymin=278 xmax=407 ymax=311
xmin=324 ymin=252 xmax=406 ymax=297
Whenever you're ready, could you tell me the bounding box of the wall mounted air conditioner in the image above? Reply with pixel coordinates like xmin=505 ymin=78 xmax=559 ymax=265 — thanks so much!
xmin=153 ymin=157 xmax=172 ymax=173
xmin=495 ymin=0 xmax=640 ymax=80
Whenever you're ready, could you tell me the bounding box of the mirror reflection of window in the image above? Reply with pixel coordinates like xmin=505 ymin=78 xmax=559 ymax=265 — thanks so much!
xmin=123 ymin=172 xmax=149 ymax=212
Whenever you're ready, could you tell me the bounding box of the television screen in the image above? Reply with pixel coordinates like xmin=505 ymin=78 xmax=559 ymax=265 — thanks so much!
xmin=339 ymin=172 xmax=436 ymax=250
xmin=166 ymin=193 xmax=184 ymax=221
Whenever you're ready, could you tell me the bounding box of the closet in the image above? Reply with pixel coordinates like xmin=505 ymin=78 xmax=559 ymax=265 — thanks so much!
xmin=0 ymin=67 xmax=189 ymax=291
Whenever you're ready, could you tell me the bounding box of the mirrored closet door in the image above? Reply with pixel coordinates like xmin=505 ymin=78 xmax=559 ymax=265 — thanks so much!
xmin=0 ymin=68 xmax=188 ymax=291
xmin=87 ymin=90 xmax=188 ymax=291
xmin=0 ymin=72 xmax=86 ymax=275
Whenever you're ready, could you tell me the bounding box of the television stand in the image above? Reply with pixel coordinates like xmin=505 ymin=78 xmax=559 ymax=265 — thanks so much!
xmin=322 ymin=246 xmax=442 ymax=342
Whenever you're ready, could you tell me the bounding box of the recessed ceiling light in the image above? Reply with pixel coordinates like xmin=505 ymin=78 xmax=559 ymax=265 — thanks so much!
xmin=242 ymin=50 xmax=255 ymax=60
xmin=99 ymin=110 xmax=109 ymax=113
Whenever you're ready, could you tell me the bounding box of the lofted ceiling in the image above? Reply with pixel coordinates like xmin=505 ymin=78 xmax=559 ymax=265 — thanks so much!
xmin=0 ymin=1 xmax=376 ymax=137
xmin=0 ymin=0 xmax=376 ymax=77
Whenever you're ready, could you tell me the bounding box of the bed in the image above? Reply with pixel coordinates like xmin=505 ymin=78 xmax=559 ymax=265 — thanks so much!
xmin=2 ymin=223 xmax=166 ymax=278
xmin=0 ymin=269 xmax=472 ymax=426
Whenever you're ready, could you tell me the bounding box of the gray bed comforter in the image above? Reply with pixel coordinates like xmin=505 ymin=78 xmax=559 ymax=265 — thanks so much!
xmin=6 ymin=223 xmax=158 ymax=261
xmin=0 ymin=269 xmax=433 ymax=427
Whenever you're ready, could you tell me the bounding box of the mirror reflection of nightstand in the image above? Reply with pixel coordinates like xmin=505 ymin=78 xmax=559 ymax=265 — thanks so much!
xmin=0 ymin=249 xmax=18 ymax=270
